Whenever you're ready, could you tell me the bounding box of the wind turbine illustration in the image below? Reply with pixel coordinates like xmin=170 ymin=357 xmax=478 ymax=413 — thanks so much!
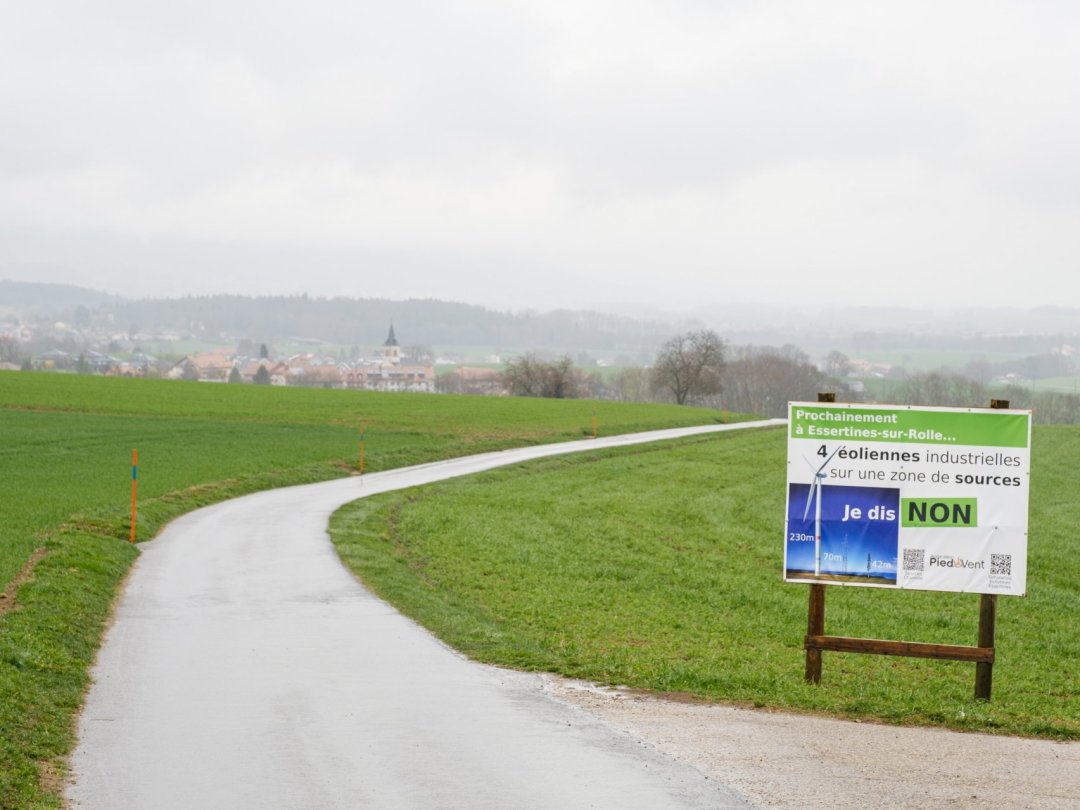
xmin=803 ymin=447 xmax=840 ymax=576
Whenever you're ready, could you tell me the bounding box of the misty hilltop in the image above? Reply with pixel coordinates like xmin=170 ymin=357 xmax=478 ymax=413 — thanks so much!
xmin=0 ymin=281 xmax=683 ymax=354
xmin=3 ymin=280 xmax=1079 ymax=362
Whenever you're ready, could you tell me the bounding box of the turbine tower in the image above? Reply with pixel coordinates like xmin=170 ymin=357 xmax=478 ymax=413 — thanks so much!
xmin=802 ymin=447 xmax=840 ymax=577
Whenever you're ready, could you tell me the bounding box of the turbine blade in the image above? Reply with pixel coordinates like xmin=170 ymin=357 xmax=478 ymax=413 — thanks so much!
xmin=802 ymin=480 xmax=817 ymax=521
xmin=816 ymin=446 xmax=841 ymax=475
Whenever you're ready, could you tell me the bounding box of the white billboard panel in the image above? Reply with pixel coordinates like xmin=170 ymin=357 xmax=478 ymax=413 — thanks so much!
xmin=784 ymin=403 xmax=1031 ymax=596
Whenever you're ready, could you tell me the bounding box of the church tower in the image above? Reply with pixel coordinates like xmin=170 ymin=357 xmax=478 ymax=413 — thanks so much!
xmin=382 ymin=324 xmax=401 ymax=366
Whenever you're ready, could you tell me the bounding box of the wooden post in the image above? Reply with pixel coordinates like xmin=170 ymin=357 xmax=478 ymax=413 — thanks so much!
xmin=975 ymin=594 xmax=997 ymax=700
xmin=975 ymin=398 xmax=1008 ymax=700
xmin=805 ymin=584 xmax=826 ymax=683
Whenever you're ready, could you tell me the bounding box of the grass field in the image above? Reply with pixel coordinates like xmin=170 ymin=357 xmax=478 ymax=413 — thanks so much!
xmin=330 ymin=425 xmax=1079 ymax=740
xmin=850 ymin=377 xmax=906 ymax=401
xmin=832 ymin=349 xmax=1026 ymax=372
xmin=0 ymin=372 xmax=728 ymax=808
xmin=1026 ymin=377 xmax=1080 ymax=394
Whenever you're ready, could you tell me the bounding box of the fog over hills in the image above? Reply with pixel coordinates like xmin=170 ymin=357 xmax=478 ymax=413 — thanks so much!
xmin=0 ymin=280 xmax=122 ymax=317
xmin=2 ymin=280 xmax=1077 ymax=361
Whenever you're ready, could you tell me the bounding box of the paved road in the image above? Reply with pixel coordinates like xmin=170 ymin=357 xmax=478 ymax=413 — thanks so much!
xmin=69 ymin=421 xmax=782 ymax=809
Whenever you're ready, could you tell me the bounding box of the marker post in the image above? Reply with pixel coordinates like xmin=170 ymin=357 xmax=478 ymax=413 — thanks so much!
xmin=358 ymin=429 xmax=366 ymax=475
xmin=129 ymin=448 xmax=138 ymax=543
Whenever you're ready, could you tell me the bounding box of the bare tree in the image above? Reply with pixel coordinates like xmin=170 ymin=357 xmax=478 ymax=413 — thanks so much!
xmin=892 ymin=371 xmax=987 ymax=408
xmin=611 ymin=367 xmax=651 ymax=402
xmin=545 ymin=355 xmax=583 ymax=399
xmin=502 ymin=353 xmax=546 ymax=397
xmin=404 ymin=344 xmax=434 ymax=364
xmin=721 ymin=345 xmax=854 ymax=417
xmin=502 ymin=353 xmax=585 ymax=398
xmin=650 ymin=330 xmax=726 ymax=405
xmin=825 ymin=350 xmax=851 ymax=377
xmin=582 ymin=371 xmax=611 ymax=400
xmin=0 ymin=336 xmax=18 ymax=363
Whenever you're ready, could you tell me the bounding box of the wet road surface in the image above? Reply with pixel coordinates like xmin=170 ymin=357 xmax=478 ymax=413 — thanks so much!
xmin=69 ymin=422 xmax=781 ymax=808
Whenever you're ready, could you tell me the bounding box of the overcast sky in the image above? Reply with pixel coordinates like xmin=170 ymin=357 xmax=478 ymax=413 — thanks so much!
xmin=2 ymin=1 xmax=1078 ymax=314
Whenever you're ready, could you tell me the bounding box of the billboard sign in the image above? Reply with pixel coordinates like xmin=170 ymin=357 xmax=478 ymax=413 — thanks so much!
xmin=784 ymin=402 xmax=1031 ymax=595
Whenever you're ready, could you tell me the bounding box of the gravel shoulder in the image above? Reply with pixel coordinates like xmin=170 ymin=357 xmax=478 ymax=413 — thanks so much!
xmin=543 ymin=676 xmax=1079 ymax=809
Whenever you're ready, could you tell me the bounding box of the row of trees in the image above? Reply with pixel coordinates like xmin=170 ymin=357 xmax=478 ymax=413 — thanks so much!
xmin=501 ymin=330 xmax=732 ymax=403
xmin=501 ymin=355 xmax=584 ymax=399
xmin=887 ymin=371 xmax=1080 ymax=424
xmin=500 ymin=333 xmax=1080 ymax=424
xmin=720 ymin=345 xmax=844 ymax=417
xmin=499 ymin=330 xmax=843 ymax=418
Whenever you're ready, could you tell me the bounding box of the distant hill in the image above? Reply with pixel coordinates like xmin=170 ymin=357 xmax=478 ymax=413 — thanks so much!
xmin=0 ymin=279 xmax=121 ymax=316
xmin=5 ymin=280 xmax=1078 ymax=360
xmin=109 ymin=295 xmax=680 ymax=352
xmin=0 ymin=282 xmax=683 ymax=354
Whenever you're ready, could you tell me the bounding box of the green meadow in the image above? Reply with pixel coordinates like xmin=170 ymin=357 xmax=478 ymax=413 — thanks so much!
xmin=0 ymin=375 xmax=728 ymax=592
xmin=1027 ymin=376 xmax=1080 ymax=394
xmin=330 ymin=425 xmax=1079 ymax=741
xmin=0 ymin=372 xmax=726 ymax=808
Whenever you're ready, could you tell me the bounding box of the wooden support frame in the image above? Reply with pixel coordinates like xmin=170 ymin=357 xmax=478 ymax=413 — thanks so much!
xmin=801 ymin=395 xmax=1005 ymax=701
xmin=806 ymin=632 xmax=994 ymax=663
xmin=802 ymin=590 xmax=997 ymax=699
xmin=804 ymin=584 xmax=826 ymax=683
xmin=975 ymin=593 xmax=997 ymax=700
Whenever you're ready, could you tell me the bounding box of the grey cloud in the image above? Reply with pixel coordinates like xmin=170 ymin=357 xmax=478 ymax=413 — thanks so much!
xmin=2 ymin=1 xmax=1079 ymax=311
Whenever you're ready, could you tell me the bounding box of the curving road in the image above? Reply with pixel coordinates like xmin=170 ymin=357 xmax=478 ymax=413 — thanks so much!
xmin=69 ymin=421 xmax=783 ymax=809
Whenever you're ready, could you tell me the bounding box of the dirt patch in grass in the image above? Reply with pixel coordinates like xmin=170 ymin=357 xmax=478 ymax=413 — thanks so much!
xmin=0 ymin=547 xmax=48 ymax=617
xmin=37 ymin=758 xmax=66 ymax=797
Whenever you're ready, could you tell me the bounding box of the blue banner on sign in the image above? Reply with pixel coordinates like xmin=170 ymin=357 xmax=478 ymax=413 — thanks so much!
xmin=786 ymin=484 xmax=900 ymax=584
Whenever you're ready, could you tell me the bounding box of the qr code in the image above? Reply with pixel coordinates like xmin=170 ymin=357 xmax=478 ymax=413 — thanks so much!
xmin=903 ymin=549 xmax=925 ymax=571
xmin=991 ymin=554 xmax=1012 ymax=576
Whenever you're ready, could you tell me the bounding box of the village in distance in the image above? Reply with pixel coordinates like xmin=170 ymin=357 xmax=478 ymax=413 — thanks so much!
xmin=3 ymin=280 xmax=1080 ymax=423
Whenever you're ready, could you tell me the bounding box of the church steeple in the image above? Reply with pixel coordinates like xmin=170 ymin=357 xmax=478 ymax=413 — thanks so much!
xmin=382 ymin=324 xmax=401 ymax=365
xmin=384 ymin=323 xmax=399 ymax=347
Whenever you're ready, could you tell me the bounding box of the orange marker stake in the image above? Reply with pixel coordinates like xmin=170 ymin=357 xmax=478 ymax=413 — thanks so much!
xmin=359 ymin=430 xmax=366 ymax=475
xmin=592 ymin=410 xmax=598 ymax=439
xmin=129 ymin=448 xmax=138 ymax=543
